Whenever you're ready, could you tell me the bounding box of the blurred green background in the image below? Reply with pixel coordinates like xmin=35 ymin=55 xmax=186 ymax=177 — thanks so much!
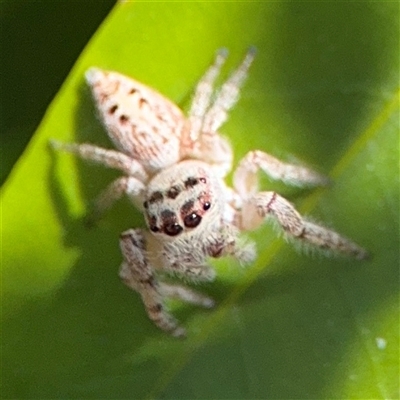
xmin=1 ymin=2 xmax=399 ymax=399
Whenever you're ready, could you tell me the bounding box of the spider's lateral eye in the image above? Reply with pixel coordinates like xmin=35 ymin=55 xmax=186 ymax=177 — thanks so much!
xmin=184 ymin=213 xmax=202 ymax=228
xmin=164 ymin=223 xmax=183 ymax=236
xmin=199 ymin=177 xmax=206 ymax=183
xmin=150 ymin=225 xmax=160 ymax=233
xmin=203 ymin=202 xmax=211 ymax=211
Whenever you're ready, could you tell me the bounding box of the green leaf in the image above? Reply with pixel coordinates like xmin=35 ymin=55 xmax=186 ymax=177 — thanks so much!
xmin=2 ymin=2 xmax=399 ymax=399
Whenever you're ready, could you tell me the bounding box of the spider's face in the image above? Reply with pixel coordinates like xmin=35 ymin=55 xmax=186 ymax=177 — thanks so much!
xmin=143 ymin=160 xmax=224 ymax=239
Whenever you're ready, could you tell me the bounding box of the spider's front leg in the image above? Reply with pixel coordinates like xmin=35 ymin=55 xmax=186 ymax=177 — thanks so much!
xmin=120 ymin=229 xmax=214 ymax=337
xmin=120 ymin=229 xmax=184 ymax=337
xmin=233 ymin=150 xmax=368 ymax=259
xmin=184 ymin=48 xmax=256 ymax=177
xmin=242 ymin=192 xmax=368 ymax=260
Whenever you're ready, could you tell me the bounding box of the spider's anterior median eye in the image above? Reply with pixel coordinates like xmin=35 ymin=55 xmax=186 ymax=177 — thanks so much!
xmin=184 ymin=213 xmax=202 ymax=228
xmin=164 ymin=223 xmax=183 ymax=236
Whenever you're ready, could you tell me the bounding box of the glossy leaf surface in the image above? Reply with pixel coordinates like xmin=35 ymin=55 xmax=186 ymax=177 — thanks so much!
xmin=2 ymin=3 xmax=399 ymax=399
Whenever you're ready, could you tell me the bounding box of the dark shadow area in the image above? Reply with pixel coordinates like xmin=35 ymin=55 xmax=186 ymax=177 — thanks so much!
xmin=0 ymin=0 xmax=116 ymax=184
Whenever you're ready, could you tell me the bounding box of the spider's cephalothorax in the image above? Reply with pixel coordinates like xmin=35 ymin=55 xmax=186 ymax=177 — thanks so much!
xmin=143 ymin=160 xmax=224 ymax=239
xmin=54 ymin=49 xmax=368 ymax=337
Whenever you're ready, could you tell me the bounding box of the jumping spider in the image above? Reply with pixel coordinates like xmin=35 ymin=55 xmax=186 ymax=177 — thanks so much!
xmin=54 ymin=49 xmax=368 ymax=337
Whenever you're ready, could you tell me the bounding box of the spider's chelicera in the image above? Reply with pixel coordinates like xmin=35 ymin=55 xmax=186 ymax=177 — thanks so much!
xmin=53 ymin=49 xmax=368 ymax=337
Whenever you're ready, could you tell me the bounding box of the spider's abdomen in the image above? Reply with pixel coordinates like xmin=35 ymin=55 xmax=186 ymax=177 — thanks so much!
xmin=86 ymin=68 xmax=184 ymax=173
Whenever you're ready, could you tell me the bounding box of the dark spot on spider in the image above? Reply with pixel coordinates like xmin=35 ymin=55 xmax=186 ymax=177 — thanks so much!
xmin=184 ymin=213 xmax=202 ymax=228
xmin=143 ymin=201 xmax=149 ymax=209
xmin=139 ymin=276 xmax=156 ymax=287
xmin=108 ymin=104 xmax=118 ymax=114
xmin=149 ymin=303 xmax=163 ymax=313
xmin=161 ymin=209 xmax=175 ymax=218
xmin=297 ymin=228 xmax=306 ymax=238
xmin=119 ymin=114 xmax=129 ymax=124
xmin=209 ymin=241 xmax=224 ymax=257
xmin=129 ymin=88 xmax=137 ymax=95
xmin=166 ymin=185 xmax=181 ymax=199
xmin=180 ymin=200 xmax=194 ymax=215
xmin=139 ymin=98 xmax=148 ymax=108
xmin=148 ymin=191 xmax=164 ymax=204
xmin=184 ymin=177 xmax=199 ymax=189
xmin=119 ymin=231 xmax=145 ymax=249
xmin=147 ymin=214 xmax=159 ymax=233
